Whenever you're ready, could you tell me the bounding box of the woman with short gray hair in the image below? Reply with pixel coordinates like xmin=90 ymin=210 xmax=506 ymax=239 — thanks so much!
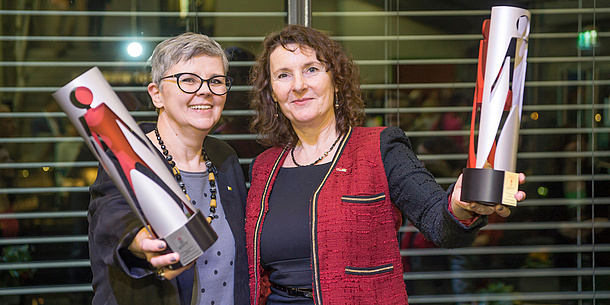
xmin=88 ymin=32 xmax=249 ymax=305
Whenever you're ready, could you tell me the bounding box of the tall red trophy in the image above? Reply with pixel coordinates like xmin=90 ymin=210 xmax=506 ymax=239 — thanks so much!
xmin=52 ymin=67 xmax=217 ymax=268
xmin=462 ymin=6 xmax=530 ymax=207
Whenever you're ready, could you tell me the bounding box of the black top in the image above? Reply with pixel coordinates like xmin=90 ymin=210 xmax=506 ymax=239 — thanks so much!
xmin=260 ymin=162 xmax=331 ymax=304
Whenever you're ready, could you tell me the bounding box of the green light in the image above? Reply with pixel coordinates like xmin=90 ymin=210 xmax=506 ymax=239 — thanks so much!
xmin=537 ymin=186 xmax=548 ymax=196
xmin=578 ymin=29 xmax=598 ymax=50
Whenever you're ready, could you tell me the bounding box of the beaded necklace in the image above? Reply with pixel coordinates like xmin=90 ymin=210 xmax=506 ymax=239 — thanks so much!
xmin=154 ymin=128 xmax=218 ymax=223
xmin=291 ymin=133 xmax=343 ymax=167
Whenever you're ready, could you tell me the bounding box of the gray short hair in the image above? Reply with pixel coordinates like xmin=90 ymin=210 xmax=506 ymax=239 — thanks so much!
xmin=149 ymin=32 xmax=228 ymax=85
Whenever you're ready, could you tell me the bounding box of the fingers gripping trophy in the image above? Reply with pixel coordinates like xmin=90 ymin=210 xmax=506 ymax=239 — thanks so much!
xmin=53 ymin=67 xmax=217 ymax=269
xmin=461 ymin=6 xmax=531 ymax=207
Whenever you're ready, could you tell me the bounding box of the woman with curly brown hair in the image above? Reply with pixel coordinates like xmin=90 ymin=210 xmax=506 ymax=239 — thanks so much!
xmin=245 ymin=24 xmax=525 ymax=304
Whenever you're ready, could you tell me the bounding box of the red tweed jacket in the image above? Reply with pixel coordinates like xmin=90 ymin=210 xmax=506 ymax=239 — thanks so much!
xmin=247 ymin=127 xmax=408 ymax=304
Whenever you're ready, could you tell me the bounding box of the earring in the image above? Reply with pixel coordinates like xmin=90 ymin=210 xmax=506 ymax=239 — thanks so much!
xmin=274 ymin=102 xmax=279 ymax=118
xmin=334 ymin=93 xmax=339 ymax=109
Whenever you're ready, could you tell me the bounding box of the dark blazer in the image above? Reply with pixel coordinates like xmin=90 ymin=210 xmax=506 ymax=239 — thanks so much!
xmin=88 ymin=122 xmax=249 ymax=305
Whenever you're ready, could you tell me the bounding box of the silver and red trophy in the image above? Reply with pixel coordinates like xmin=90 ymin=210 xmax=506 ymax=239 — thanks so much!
xmin=461 ymin=6 xmax=530 ymax=207
xmin=53 ymin=67 xmax=217 ymax=268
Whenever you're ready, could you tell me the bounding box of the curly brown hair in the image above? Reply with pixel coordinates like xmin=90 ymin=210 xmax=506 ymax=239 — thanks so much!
xmin=249 ymin=24 xmax=365 ymax=148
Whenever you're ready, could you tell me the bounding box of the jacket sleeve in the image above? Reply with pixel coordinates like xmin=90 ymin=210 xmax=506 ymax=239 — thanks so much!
xmin=380 ymin=126 xmax=486 ymax=248
xmin=88 ymin=153 xmax=152 ymax=278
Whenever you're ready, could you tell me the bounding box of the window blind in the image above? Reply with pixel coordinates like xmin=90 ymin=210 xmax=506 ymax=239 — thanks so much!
xmin=1 ymin=0 xmax=609 ymax=304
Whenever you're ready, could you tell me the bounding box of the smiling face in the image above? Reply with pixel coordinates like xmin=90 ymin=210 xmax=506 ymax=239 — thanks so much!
xmin=269 ymin=44 xmax=337 ymax=131
xmin=148 ymin=55 xmax=227 ymax=134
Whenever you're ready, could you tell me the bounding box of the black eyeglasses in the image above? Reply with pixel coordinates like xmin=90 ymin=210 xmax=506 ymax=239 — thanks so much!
xmin=160 ymin=73 xmax=233 ymax=96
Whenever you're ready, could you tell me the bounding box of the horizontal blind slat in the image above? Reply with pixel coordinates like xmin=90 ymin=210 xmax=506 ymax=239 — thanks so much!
xmin=0 ymin=235 xmax=88 ymax=245
xmin=0 ymin=284 xmax=93 ymax=296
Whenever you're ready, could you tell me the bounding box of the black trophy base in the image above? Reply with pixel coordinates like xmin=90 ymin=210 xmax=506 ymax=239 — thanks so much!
xmin=163 ymin=209 xmax=218 ymax=269
xmin=461 ymin=167 xmax=518 ymax=207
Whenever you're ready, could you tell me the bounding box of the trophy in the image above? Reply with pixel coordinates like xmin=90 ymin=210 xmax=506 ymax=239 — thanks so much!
xmin=53 ymin=67 xmax=217 ymax=268
xmin=461 ymin=6 xmax=530 ymax=206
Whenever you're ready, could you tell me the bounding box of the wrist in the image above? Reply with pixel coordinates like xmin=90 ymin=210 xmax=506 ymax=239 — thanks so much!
xmin=449 ymin=197 xmax=477 ymax=220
